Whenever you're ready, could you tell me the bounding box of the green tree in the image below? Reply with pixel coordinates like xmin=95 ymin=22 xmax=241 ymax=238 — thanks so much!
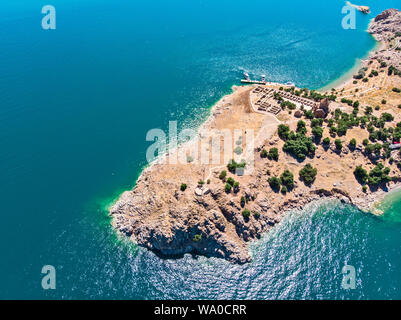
xmin=240 ymin=196 xmax=246 ymax=207
xmin=323 ymin=137 xmax=330 ymax=145
xmin=227 ymin=177 xmax=235 ymax=186
xmin=299 ymin=164 xmax=317 ymax=186
xmin=381 ymin=113 xmax=394 ymax=122
xmin=227 ymin=159 xmax=246 ymax=174
xmin=242 ymin=209 xmax=251 ymax=219
xmin=233 ymin=181 xmax=240 ymax=193
xmin=297 ymin=120 xmax=307 ymax=134
xmin=349 ymin=138 xmax=357 ymax=149
xmin=335 ymin=139 xmax=343 ymax=151
xmin=374 ymin=143 xmax=382 ymax=156
xmin=278 ymin=124 xmax=290 ymax=140
xmin=365 ymin=144 xmax=374 ymax=155
xmin=268 ymin=176 xmax=281 ymax=191
xmin=354 ymin=166 xmax=368 ymax=184
xmin=268 ymin=148 xmax=279 ymax=161
xmin=280 ymin=170 xmax=294 ymax=189
xmin=312 ymin=126 xmax=323 ymax=142
xmin=283 ymin=133 xmax=316 ymax=160
xmin=260 ymin=149 xmax=268 ymax=158
xmin=368 ymin=163 xmax=392 ymax=186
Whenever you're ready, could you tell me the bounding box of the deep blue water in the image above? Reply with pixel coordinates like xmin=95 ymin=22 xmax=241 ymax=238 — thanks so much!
xmin=0 ymin=0 xmax=400 ymax=299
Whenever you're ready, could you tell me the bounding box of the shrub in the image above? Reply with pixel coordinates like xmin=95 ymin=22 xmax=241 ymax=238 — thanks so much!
xmin=370 ymin=70 xmax=379 ymax=77
xmin=268 ymin=176 xmax=281 ymax=191
xmin=198 ymin=180 xmax=204 ymax=186
xmin=362 ymin=139 xmax=369 ymax=146
xmin=260 ymin=149 xmax=268 ymax=158
xmin=381 ymin=113 xmax=394 ymax=122
xmin=234 ymin=146 xmax=243 ymax=155
xmin=381 ymin=99 xmax=387 ymax=105
xmin=278 ymin=124 xmax=290 ymax=140
xmin=280 ymin=170 xmax=294 ymax=189
xmin=374 ymin=143 xmax=382 ymax=156
xmin=219 ymin=170 xmax=227 ymax=180
xmin=323 ymin=137 xmax=330 ymax=146
xmin=180 ymin=183 xmax=187 ymax=191
xmin=281 ymin=185 xmax=288 ymax=194
xmin=392 ymin=87 xmax=401 ymax=93
xmin=335 ymin=139 xmax=343 ymax=151
xmin=362 ymin=185 xmax=368 ymax=193
xmin=297 ymin=120 xmax=307 ymax=134
xmin=304 ymin=110 xmax=315 ymax=119
xmin=207 ymin=179 xmax=211 ymax=184
xmin=227 ymin=159 xmax=246 ymax=174
xmin=311 ymin=118 xmax=323 ymax=127
xmin=312 ymin=126 xmax=323 ymax=141
xmin=354 ymin=166 xmax=368 ymax=184
xmin=242 ymin=209 xmax=251 ymax=219
xmin=350 ymin=138 xmax=357 ymax=149
xmin=240 ymin=196 xmax=246 ymax=207
xmin=336 ymin=120 xmax=348 ymax=136
xmin=299 ymin=164 xmax=317 ymax=186
xmin=225 ymin=183 xmax=232 ymax=193
xmin=281 ymin=100 xmax=296 ymax=110
xmin=388 ymin=65 xmax=401 ymax=76
xmin=353 ymin=69 xmax=365 ymax=79
xmin=227 ymin=177 xmax=235 ymax=186
xmin=193 ymin=234 xmax=202 ymax=242
xmin=268 ymin=148 xmax=279 ymax=161
xmin=253 ymin=211 xmax=260 ymax=219
xmin=233 ymin=181 xmax=240 ymax=193
xmin=365 ymin=144 xmax=374 ymax=155
xmin=341 ymin=98 xmax=353 ymax=106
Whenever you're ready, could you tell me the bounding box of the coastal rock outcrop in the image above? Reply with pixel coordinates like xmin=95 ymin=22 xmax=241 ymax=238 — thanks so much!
xmin=110 ymin=165 xmax=278 ymax=263
xmin=369 ymin=9 xmax=401 ymax=39
xmin=368 ymin=9 xmax=401 ymax=68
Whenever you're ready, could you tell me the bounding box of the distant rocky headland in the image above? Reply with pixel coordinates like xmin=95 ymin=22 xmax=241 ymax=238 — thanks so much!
xmin=110 ymin=9 xmax=401 ymax=264
xmin=346 ymin=2 xmax=371 ymax=14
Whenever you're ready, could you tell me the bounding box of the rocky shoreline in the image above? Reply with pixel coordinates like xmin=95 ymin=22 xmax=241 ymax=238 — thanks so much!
xmin=110 ymin=9 xmax=401 ymax=264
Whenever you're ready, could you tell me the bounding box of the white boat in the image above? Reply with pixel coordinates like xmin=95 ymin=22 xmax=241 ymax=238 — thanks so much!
xmin=243 ymin=72 xmax=250 ymax=80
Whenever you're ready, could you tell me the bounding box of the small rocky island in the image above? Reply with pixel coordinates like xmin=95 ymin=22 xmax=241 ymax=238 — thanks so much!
xmin=110 ymin=9 xmax=401 ymax=263
xmin=347 ymin=2 xmax=371 ymax=14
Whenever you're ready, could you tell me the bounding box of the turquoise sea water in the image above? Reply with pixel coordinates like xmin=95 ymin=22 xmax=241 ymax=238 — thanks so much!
xmin=0 ymin=0 xmax=400 ymax=299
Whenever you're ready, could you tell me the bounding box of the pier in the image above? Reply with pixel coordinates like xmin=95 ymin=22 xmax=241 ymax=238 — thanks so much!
xmin=241 ymin=72 xmax=266 ymax=85
xmin=241 ymin=79 xmax=267 ymax=85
